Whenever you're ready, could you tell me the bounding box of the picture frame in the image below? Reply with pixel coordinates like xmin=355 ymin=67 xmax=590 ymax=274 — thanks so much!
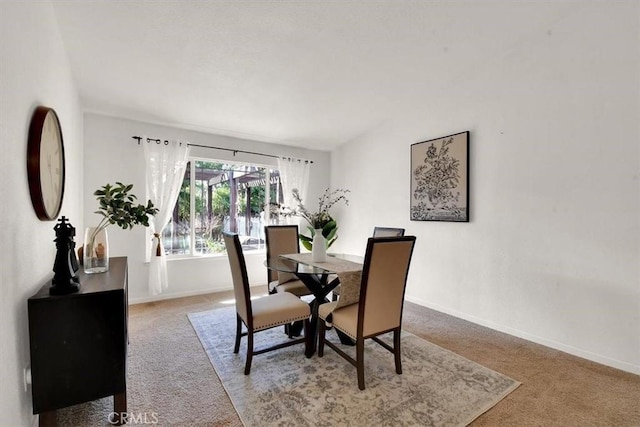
xmin=410 ymin=131 xmax=469 ymax=222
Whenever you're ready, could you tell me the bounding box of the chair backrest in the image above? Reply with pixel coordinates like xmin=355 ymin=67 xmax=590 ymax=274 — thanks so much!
xmin=372 ymin=227 xmax=405 ymax=237
xmin=223 ymin=232 xmax=252 ymax=325
xmin=358 ymin=236 xmax=416 ymax=337
xmin=264 ymin=225 xmax=300 ymax=283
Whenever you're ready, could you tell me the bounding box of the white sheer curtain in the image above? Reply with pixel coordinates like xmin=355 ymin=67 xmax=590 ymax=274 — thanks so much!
xmin=277 ymin=157 xmax=311 ymax=224
xmin=143 ymin=139 xmax=190 ymax=296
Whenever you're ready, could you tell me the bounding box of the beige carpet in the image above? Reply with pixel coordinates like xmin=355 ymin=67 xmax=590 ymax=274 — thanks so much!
xmin=188 ymin=306 xmax=520 ymax=426
xmin=53 ymin=288 xmax=640 ymax=426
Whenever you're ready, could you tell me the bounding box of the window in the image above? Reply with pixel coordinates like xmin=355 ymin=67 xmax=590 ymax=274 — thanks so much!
xmin=162 ymin=158 xmax=284 ymax=256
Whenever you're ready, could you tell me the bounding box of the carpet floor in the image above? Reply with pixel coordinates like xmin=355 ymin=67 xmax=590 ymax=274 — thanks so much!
xmin=188 ymin=306 xmax=520 ymax=426
xmin=55 ymin=287 xmax=640 ymax=426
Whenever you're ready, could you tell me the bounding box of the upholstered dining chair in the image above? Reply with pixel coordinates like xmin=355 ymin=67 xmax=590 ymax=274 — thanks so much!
xmin=318 ymin=236 xmax=416 ymax=390
xmin=372 ymin=226 xmax=405 ymax=237
xmin=265 ymin=225 xmax=313 ymax=298
xmin=223 ymin=232 xmax=311 ymax=374
xmin=332 ymin=226 xmax=406 ymax=301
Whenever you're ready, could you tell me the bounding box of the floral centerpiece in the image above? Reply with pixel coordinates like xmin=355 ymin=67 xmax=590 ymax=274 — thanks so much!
xmin=283 ymin=188 xmax=350 ymax=251
xmin=83 ymin=182 xmax=158 ymax=273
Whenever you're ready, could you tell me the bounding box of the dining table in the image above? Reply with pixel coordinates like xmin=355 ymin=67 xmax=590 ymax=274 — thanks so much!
xmin=264 ymin=252 xmax=363 ymax=356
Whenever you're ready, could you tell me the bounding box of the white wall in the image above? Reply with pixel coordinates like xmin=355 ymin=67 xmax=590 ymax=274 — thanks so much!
xmin=0 ymin=2 xmax=83 ymax=425
xmin=83 ymin=113 xmax=330 ymax=303
xmin=330 ymin=3 xmax=639 ymax=374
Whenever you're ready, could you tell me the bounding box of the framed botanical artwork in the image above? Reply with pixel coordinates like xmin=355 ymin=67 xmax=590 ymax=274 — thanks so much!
xmin=410 ymin=131 xmax=469 ymax=222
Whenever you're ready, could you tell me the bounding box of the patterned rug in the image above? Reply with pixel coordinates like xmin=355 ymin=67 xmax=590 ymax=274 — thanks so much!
xmin=188 ymin=306 xmax=521 ymax=427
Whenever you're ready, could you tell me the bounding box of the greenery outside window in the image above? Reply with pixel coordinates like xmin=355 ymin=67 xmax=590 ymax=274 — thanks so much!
xmin=163 ymin=158 xmax=283 ymax=256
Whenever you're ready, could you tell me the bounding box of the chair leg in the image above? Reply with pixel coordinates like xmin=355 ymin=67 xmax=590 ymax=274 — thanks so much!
xmin=288 ymin=320 xmax=304 ymax=337
xmin=394 ymin=329 xmax=402 ymax=374
xmin=317 ymin=318 xmax=326 ymax=357
xmin=304 ymin=318 xmax=312 ymax=358
xmin=356 ymin=337 xmax=365 ymax=390
xmin=234 ymin=314 xmax=242 ymax=354
xmin=244 ymin=329 xmax=254 ymax=375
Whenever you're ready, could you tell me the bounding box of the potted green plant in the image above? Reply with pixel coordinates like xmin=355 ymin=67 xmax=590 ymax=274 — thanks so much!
xmin=83 ymin=182 xmax=158 ymax=273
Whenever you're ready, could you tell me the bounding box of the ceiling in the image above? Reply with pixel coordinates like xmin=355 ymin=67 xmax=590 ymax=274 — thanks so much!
xmin=52 ymin=1 xmax=575 ymax=151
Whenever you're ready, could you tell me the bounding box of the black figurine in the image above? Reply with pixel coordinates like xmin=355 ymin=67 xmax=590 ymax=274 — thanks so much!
xmin=50 ymin=216 xmax=81 ymax=295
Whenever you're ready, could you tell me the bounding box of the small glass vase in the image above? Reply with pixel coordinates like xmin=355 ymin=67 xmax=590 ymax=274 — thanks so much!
xmin=83 ymin=227 xmax=109 ymax=274
xmin=311 ymin=228 xmax=327 ymax=262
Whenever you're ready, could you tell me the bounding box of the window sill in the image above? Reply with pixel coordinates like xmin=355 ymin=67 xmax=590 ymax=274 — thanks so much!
xmin=164 ymin=250 xmax=266 ymax=262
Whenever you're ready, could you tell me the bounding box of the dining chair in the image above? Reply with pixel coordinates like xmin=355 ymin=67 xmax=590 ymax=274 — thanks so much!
xmin=318 ymin=235 xmax=416 ymax=390
xmin=331 ymin=226 xmax=406 ymax=301
xmin=265 ymin=225 xmax=313 ymax=298
xmin=372 ymin=226 xmax=405 ymax=237
xmin=223 ymin=232 xmax=311 ymax=374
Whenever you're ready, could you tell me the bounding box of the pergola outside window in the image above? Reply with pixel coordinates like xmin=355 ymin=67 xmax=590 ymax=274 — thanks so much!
xmin=163 ymin=159 xmax=284 ymax=256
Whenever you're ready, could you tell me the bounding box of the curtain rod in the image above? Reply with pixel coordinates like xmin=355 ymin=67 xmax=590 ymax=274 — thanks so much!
xmin=132 ymin=136 xmax=313 ymax=164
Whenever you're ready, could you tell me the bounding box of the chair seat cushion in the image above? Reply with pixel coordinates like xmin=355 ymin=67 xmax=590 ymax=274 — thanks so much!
xmin=318 ymin=301 xmax=338 ymax=320
xmin=272 ymin=279 xmax=311 ymax=297
xmin=252 ymin=292 xmax=310 ymax=331
xmin=319 ymin=301 xmax=359 ymax=340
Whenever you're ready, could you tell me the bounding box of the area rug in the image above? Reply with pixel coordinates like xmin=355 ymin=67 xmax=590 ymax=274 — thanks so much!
xmin=188 ymin=306 xmax=521 ymax=427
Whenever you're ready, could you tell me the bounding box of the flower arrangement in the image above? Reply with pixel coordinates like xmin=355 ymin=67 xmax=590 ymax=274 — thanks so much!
xmin=283 ymin=188 xmax=350 ymax=250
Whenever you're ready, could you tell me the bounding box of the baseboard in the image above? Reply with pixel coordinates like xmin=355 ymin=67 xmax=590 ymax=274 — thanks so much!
xmin=129 ymin=287 xmax=232 ymax=305
xmin=405 ymin=295 xmax=640 ymax=376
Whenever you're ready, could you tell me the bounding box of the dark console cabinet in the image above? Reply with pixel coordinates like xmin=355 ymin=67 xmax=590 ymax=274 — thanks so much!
xmin=28 ymin=257 xmax=128 ymax=425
